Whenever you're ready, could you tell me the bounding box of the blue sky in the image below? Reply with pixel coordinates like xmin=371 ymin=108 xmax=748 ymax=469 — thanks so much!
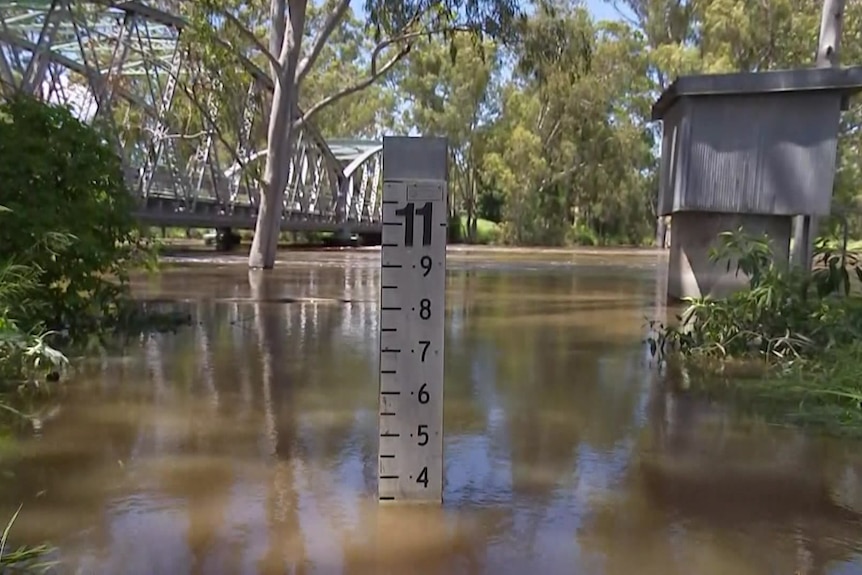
xmin=585 ymin=0 xmax=628 ymax=22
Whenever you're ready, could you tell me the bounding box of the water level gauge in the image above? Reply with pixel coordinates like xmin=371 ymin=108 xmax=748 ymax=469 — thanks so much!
xmin=377 ymin=175 xmax=447 ymax=504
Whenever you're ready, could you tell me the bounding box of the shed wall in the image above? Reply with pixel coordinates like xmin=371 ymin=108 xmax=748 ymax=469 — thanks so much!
xmin=657 ymin=102 xmax=683 ymax=216
xmin=672 ymin=92 xmax=841 ymax=216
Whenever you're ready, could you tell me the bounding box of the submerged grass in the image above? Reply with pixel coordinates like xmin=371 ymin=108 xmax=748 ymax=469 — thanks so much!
xmin=0 ymin=506 xmax=55 ymax=573
xmin=665 ymin=347 xmax=862 ymax=438
xmin=649 ymin=228 xmax=862 ymax=437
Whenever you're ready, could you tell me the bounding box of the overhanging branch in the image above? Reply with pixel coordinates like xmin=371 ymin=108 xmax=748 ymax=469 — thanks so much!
xmin=293 ymin=44 xmax=410 ymax=129
xmin=296 ymin=0 xmax=351 ymax=84
xmin=214 ymin=9 xmax=282 ymax=76
xmin=198 ymin=30 xmax=274 ymax=85
xmin=293 ymin=24 xmax=476 ymax=129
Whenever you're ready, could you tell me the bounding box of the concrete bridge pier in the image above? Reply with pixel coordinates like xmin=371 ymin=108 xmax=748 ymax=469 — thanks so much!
xmin=215 ymin=227 xmax=241 ymax=251
xmin=330 ymin=228 xmax=355 ymax=246
xmin=359 ymin=231 xmax=381 ymax=246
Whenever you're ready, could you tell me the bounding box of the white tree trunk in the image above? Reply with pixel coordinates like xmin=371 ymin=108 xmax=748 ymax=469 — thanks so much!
xmin=249 ymin=0 xmax=308 ymax=269
xmin=816 ymin=0 xmax=845 ymax=67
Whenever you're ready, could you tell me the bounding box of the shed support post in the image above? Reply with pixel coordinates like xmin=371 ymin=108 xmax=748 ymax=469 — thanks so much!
xmin=791 ymin=0 xmax=846 ymax=271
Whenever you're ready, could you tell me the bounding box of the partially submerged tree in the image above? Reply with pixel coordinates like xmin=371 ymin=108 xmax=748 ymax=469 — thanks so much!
xmin=191 ymin=0 xmax=522 ymax=269
xmin=480 ymin=0 xmax=655 ymax=246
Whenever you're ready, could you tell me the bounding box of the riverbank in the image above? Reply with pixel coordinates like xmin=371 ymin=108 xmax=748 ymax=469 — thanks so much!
xmin=663 ymin=348 xmax=862 ymax=438
xmin=650 ymin=230 xmax=862 ymax=438
xmin=149 ymin=215 xmax=660 ymax=255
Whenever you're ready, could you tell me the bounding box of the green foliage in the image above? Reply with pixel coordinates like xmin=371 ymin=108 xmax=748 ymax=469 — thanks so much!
xmin=448 ymin=216 xmax=501 ymax=244
xmin=390 ymin=0 xmax=862 ymax=247
xmin=393 ymin=34 xmax=500 ymax=242
xmin=0 ymin=505 xmax=55 ymax=573
xmin=649 ymin=228 xmax=862 ymax=364
xmin=300 ymin=3 xmax=401 ymax=138
xmin=0 ymin=97 xmax=182 ymax=403
xmin=646 ymin=228 xmax=862 ymax=434
xmin=659 ymin=342 xmax=862 ymax=438
xmin=0 ymin=95 xmax=150 ymax=337
xmin=392 ymin=2 xmax=656 ymax=246
xmin=0 ymin=246 xmax=69 ymax=390
xmin=363 ymin=0 xmax=523 ymax=43
xmin=483 ymin=5 xmax=655 ymax=246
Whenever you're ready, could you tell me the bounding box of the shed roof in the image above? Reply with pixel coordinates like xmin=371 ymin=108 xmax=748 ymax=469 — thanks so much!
xmin=651 ymin=66 xmax=862 ymax=121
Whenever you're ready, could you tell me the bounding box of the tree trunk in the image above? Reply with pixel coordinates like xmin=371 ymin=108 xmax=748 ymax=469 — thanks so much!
xmin=249 ymin=101 xmax=291 ymax=268
xmin=249 ymin=0 xmax=308 ymax=269
xmin=467 ymin=171 xmax=478 ymax=242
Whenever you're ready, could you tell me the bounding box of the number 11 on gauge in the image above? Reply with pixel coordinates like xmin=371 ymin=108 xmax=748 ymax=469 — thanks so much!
xmin=378 ymin=180 xmax=446 ymax=503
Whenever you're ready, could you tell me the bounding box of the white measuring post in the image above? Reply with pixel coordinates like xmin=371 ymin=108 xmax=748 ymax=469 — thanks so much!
xmin=377 ymin=136 xmax=448 ymax=504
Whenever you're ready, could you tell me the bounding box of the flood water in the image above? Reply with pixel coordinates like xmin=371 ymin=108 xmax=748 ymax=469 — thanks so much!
xmin=2 ymin=247 xmax=862 ymax=575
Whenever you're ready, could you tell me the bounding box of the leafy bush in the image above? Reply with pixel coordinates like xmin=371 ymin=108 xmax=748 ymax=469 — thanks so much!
xmin=646 ymin=228 xmax=862 ymax=434
xmin=648 ymin=228 xmax=862 ymax=364
xmin=0 ymin=260 xmax=68 ymax=388
xmin=0 ymin=95 xmax=149 ymax=337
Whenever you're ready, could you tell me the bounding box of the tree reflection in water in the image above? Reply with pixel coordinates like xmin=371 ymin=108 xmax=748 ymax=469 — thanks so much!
xmin=0 ymin=251 xmax=860 ymax=574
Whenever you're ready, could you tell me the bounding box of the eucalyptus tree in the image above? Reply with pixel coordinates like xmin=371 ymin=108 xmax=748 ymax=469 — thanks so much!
xmin=190 ymin=0 xmax=522 ymax=269
xmin=481 ymin=0 xmax=655 ymax=245
xmin=298 ymin=2 xmax=400 ymax=138
xmin=394 ymin=34 xmax=501 ymax=240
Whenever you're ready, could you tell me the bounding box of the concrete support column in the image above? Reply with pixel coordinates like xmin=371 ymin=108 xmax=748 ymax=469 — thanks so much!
xmin=333 ymin=227 xmax=352 ymax=243
xmin=790 ymin=214 xmax=816 ymax=271
xmin=656 ymin=216 xmax=670 ymax=249
xmin=667 ymin=211 xmax=792 ymax=300
xmin=215 ymin=227 xmax=240 ymax=251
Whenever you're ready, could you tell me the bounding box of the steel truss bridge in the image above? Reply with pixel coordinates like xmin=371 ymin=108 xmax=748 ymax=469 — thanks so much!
xmin=0 ymin=0 xmax=384 ymax=234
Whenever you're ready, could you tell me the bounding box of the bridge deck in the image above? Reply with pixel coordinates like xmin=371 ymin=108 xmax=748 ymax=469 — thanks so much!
xmin=135 ymin=197 xmax=381 ymax=233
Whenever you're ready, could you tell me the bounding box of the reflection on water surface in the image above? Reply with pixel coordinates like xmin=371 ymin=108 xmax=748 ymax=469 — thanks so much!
xmin=2 ymin=248 xmax=862 ymax=575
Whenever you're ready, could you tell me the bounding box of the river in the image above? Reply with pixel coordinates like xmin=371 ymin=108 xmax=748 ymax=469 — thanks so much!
xmin=2 ymin=247 xmax=862 ymax=575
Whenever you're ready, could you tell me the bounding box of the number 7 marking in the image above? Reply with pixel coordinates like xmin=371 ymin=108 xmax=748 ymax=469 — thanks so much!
xmin=419 ymin=340 xmax=431 ymax=361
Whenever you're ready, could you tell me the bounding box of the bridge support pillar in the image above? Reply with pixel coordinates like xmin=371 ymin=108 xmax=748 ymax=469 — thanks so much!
xmin=359 ymin=232 xmax=381 ymax=246
xmin=215 ymin=227 xmax=241 ymax=251
xmin=321 ymin=228 xmax=358 ymax=247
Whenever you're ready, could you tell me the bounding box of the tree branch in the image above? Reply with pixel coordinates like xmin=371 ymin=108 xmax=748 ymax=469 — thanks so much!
xmin=293 ymin=23 xmax=476 ymax=129
xmin=270 ymin=0 xmax=287 ymax=72
xmin=216 ymin=9 xmax=282 ymax=77
xmin=295 ymin=0 xmax=350 ymax=84
xmin=182 ymin=78 xmax=249 ymax=176
xmin=293 ymin=43 xmax=411 ymax=129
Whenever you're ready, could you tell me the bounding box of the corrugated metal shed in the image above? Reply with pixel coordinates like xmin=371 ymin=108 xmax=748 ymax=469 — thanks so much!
xmin=653 ymin=67 xmax=862 ymax=217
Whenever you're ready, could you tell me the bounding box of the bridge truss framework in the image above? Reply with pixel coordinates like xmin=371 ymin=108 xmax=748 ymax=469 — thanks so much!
xmin=0 ymin=0 xmax=383 ymax=233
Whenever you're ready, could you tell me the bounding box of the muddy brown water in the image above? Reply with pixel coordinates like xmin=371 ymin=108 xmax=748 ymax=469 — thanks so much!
xmin=2 ymin=247 xmax=862 ymax=575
